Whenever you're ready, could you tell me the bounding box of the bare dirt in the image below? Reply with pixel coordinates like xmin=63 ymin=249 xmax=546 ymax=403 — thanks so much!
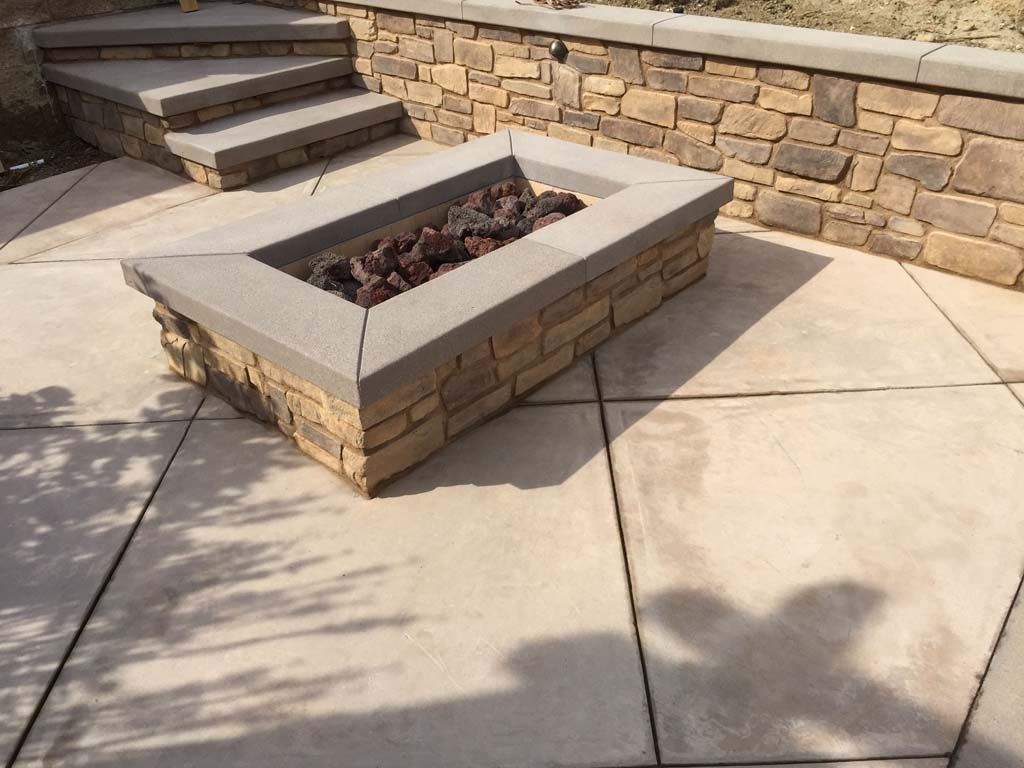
xmin=0 ymin=134 xmax=109 ymax=192
xmin=594 ymin=0 xmax=1024 ymax=52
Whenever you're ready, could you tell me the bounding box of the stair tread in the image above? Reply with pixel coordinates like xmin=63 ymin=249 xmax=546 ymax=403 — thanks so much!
xmin=34 ymin=1 xmax=348 ymax=48
xmin=43 ymin=56 xmax=352 ymax=117
xmin=165 ymin=89 xmax=403 ymax=169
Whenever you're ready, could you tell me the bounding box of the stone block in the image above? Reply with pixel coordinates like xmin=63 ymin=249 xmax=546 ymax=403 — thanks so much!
xmin=823 ymin=220 xmax=871 ymax=246
xmin=612 ymin=277 xmax=662 ymax=327
xmin=676 ymin=94 xmax=724 ymax=124
xmin=510 ymin=98 xmax=559 ymax=121
xmin=608 ymin=45 xmax=644 ymax=84
xmin=343 ymin=415 xmax=445 ymax=494
xmin=399 ymin=36 xmax=435 ymax=64
xmin=787 ymin=117 xmax=838 ymax=145
xmin=432 ymin=63 xmax=468 ymax=95
xmin=775 ymin=176 xmax=841 ymax=202
xmin=759 ymin=67 xmax=810 ymax=90
xmin=868 ymin=231 xmax=923 ymax=260
xmin=849 ymin=155 xmax=883 ymax=192
xmin=584 ymin=75 xmax=627 ymax=96
xmin=811 ymin=75 xmax=856 ymax=127
xmin=641 ymin=50 xmax=703 ymax=70
xmin=990 ymin=220 xmax=1024 ymax=249
xmin=565 ymin=51 xmax=609 ymax=74
xmin=515 ymin=345 xmax=574 ymax=395
xmin=553 ymin=64 xmax=581 ymax=108
xmin=468 ymin=82 xmax=509 ymax=107
xmin=772 ymin=142 xmax=852 ymax=182
xmin=884 ymin=153 xmax=952 ymax=192
xmin=448 ymin=382 xmax=513 ymax=436
xmin=891 ymin=120 xmax=962 ymax=156
xmin=547 ymin=123 xmax=592 ymax=146
xmin=718 ymin=104 xmax=786 ymax=140
xmin=374 ymin=54 xmax=418 ymax=79
xmin=599 ymin=116 xmax=662 ymax=148
xmin=688 ymin=74 xmax=758 ymax=103
xmin=543 ymin=298 xmax=610 ymax=354
xmin=677 ymin=120 xmax=715 ymax=144
xmin=504 ymin=79 xmax=552 ymax=99
xmin=754 ymin=190 xmax=821 ymax=234
xmin=494 ymin=55 xmax=540 ymax=79
xmin=874 ymin=174 xmax=918 ymax=214
xmin=620 ymin=89 xmax=676 ymax=128
xmin=912 ymin=193 xmax=997 ymax=237
xmin=857 ymin=111 xmax=894 ymax=135
xmin=665 ymin=131 xmax=722 ymax=170
xmin=721 ymin=157 xmax=774 ymax=185
xmin=922 ymin=232 xmax=1024 ymax=285
xmin=951 ymin=137 xmax=1024 ymax=204
xmin=935 ymin=94 xmax=1024 ymax=141
xmin=454 ymin=38 xmax=493 ymax=70
xmin=857 ymin=83 xmax=939 ymax=118
xmin=564 ymin=109 xmax=600 ymax=130
xmin=837 ymin=129 xmax=889 ymax=156
xmin=644 ymin=68 xmax=688 ymax=93
xmin=716 ymin=135 xmax=771 ymax=165
xmin=758 ymin=85 xmax=812 ymax=115
xmin=407 ymin=80 xmax=444 ymax=106
xmin=1001 ymin=203 xmax=1024 ymax=226
xmin=472 ymin=102 xmax=496 ymax=133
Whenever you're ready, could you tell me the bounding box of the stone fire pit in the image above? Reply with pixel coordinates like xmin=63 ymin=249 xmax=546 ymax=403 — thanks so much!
xmin=123 ymin=131 xmax=732 ymax=496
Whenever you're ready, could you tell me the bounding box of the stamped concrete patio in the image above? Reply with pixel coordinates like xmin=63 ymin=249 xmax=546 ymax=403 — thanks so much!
xmin=2 ymin=138 xmax=1023 ymax=768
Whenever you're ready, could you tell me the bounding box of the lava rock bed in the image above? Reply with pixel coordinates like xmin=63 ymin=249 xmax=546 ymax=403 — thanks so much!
xmin=305 ymin=181 xmax=585 ymax=307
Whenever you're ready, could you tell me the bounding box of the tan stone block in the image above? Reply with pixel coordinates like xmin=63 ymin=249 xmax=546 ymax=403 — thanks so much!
xmin=441 ymin=361 xmax=498 ymax=408
xmin=515 ymin=345 xmax=574 ymax=395
xmin=399 ymin=36 xmax=434 ymax=63
xmin=204 ymin=346 xmax=249 ymax=382
xmin=438 ymin=109 xmax=474 ymax=130
xmin=662 ymin=258 xmax=709 ymax=296
xmin=473 ymin=102 xmax=496 ymax=133
xmin=378 ymin=12 xmax=415 ymax=34
xmin=837 ymin=129 xmax=889 ymax=156
xmin=547 ymin=123 xmax=591 ymax=146
xmin=143 ymin=122 xmax=165 ymax=146
xmin=911 ymin=192 xmax=997 ymax=237
xmin=612 ymin=277 xmax=662 ymax=327
xmin=922 ymin=232 xmax=1023 ymax=285
xmin=891 ymin=120 xmax=962 ymax=156
xmin=888 ymin=216 xmax=926 ymax=237
xmin=100 ymin=45 xmax=155 ymax=60
xmin=584 ymin=75 xmax=626 ymax=96
xmin=705 ymin=58 xmax=757 ymax=79
xmin=260 ymin=41 xmax=293 ymax=55
xmin=677 ymin=119 xmax=716 ymax=145
xmin=381 ymin=74 xmax=408 ymax=99
xmin=843 ymin=191 xmax=875 ymax=209
xmin=775 ymin=175 xmax=842 ymax=202
xmin=181 ymin=159 xmax=208 ymax=185
xmin=469 ymin=82 xmax=508 ymax=107
xmin=688 ymin=74 xmax=758 ymax=103
xmin=191 ymin=326 xmax=256 ymax=365
xmin=857 ymin=111 xmax=894 ymax=135
xmin=1001 ymin=203 xmax=1024 ymax=226
xmin=433 ymin=28 xmax=455 ymax=63
xmin=575 ymin=319 xmax=611 ymax=355
xmin=644 ymin=68 xmax=688 ymax=93
xmin=510 ymin=98 xmax=559 ymax=121
xmin=448 ymin=382 xmax=513 ymax=436
xmin=293 ymin=41 xmax=349 ymax=56
xmin=990 ymin=220 xmax=1024 ymax=249
xmin=951 ymin=137 xmax=1024 ymax=204
xmin=936 ymin=94 xmax=1024 ymax=141
xmin=181 ymin=43 xmax=230 ymax=58
xmin=874 ymin=174 xmax=918 ymax=215
xmin=454 ymin=38 xmax=493 ymax=70
xmin=294 ymin=433 xmax=344 ymax=474
xmin=758 ymin=86 xmax=812 ymax=115
xmin=620 ymin=89 xmax=676 ymax=128
xmin=787 ymin=117 xmax=838 ymax=146
xmin=697 ymin=224 xmax=714 ymax=258
xmin=503 ymin=79 xmax=551 ymax=98
xmin=718 ymin=104 xmax=786 ymax=140
xmin=348 ymin=18 xmax=377 ymax=40
xmin=850 ymin=154 xmax=883 ymax=192
xmin=641 ymin=50 xmax=703 ymax=70
xmin=406 ymin=80 xmax=443 ymax=106
xmin=629 ymin=146 xmax=679 ymax=165
xmin=754 ymin=189 xmax=822 ymax=234
xmin=665 ymin=131 xmax=722 ymax=170
xmin=721 ymin=157 xmax=774 ymax=185
xmin=587 ymin=259 xmax=637 ymax=298
xmin=676 ymin=94 xmax=724 ymax=124
xmin=758 ymin=67 xmax=810 ymax=90
xmin=867 ymin=231 xmax=923 ymax=259
xmin=593 ymin=136 xmax=628 ymax=153
xmin=431 ymin=124 xmax=466 ymax=144
xmin=494 ymin=55 xmax=539 ymax=78
xmin=716 ymin=134 xmax=770 ymax=163
xmin=823 ymin=220 xmax=871 ymax=246
xmin=543 ymin=297 xmax=609 ymax=353
xmin=344 ymin=415 xmax=445 ymax=493
xmin=599 ymin=116 xmax=662 ymax=147
xmin=857 ymin=83 xmax=939 ymax=119
xmin=362 ymin=410 xmax=410 ymax=450
xmin=608 ymin=45 xmax=644 ymax=84
xmin=275 ymin=147 xmax=308 ymax=170
xmin=409 ymin=392 xmax=441 ymax=423
xmin=582 ymin=93 xmax=620 ymax=115
xmin=552 ymin=64 xmax=581 ymax=108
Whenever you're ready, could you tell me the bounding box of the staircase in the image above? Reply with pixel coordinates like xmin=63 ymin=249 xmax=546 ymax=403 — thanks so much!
xmin=33 ymin=1 xmax=404 ymax=189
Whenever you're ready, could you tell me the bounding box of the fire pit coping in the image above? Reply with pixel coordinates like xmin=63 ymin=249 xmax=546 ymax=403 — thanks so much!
xmin=123 ymin=130 xmax=732 ymax=407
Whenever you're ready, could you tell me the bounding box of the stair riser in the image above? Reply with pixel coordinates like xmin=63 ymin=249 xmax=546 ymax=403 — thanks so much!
xmin=54 ymin=77 xmax=353 ymax=134
xmin=44 ymin=40 xmax=352 ymax=63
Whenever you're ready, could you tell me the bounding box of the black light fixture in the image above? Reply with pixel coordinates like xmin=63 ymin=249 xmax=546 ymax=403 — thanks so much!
xmin=549 ymin=39 xmax=569 ymax=61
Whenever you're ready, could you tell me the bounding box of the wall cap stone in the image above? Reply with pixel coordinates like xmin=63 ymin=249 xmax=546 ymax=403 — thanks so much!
xmin=122 ymin=131 xmax=732 ymax=406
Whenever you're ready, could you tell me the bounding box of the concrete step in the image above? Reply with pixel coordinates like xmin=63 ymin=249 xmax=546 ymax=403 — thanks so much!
xmin=34 ymin=1 xmax=348 ymax=48
xmin=165 ymin=89 xmax=403 ymax=170
xmin=41 ymin=56 xmax=352 ymax=117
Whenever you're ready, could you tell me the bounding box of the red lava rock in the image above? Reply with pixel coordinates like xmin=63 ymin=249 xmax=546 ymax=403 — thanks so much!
xmin=532 ymin=212 xmax=567 ymax=232
xmin=306 ymin=180 xmax=584 ymax=305
xmin=464 ymin=235 xmax=501 ymax=258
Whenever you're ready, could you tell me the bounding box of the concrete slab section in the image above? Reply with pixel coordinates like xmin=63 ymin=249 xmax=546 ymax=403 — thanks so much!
xmin=687 ymin=762 xmax=946 ymax=768
xmin=195 ymin=395 xmax=243 ymax=420
xmin=17 ymin=408 xmax=654 ymax=768
xmin=316 ymin=135 xmax=444 ymax=193
xmin=605 ymin=385 xmax=1024 ymax=763
xmin=0 ymin=166 xmax=93 ymax=254
xmin=0 ymin=421 xmax=187 ymax=764
xmin=907 ymin=264 xmax=1024 ymax=383
xmin=1 ymin=158 xmax=213 ymax=264
xmin=953 ymin=573 xmax=1024 ymax=768
xmin=0 ymin=261 xmax=204 ymax=427
xmin=34 ymin=1 xmax=348 ymax=48
xmin=1012 ymin=384 xmax=1024 ymax=406
xmin=526 ymin=356 xmax=597 ymax=404
xmin=23 ymin=160 xmax=328 ymax=262
xmin=596 ymin=232 xmax=998 ymax=399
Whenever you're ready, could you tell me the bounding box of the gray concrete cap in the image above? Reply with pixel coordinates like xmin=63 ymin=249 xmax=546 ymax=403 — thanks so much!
xmin=359 ymin=240 xmax=584 ymax=401
xmin=462 ymin=0 xmax=672 ymax=46
xmin=33 ymin=1 xmax=349 ymax=48
xmin=511 ymin=131 xmax=720 ymax=198
xmin=652 ymin=15 xmax=943 ymax=82
xmin=122 ymin=254 xmax=365 ymax=403
xmin=164 ymin=89 xmax=402 ymax=169
xmin=918 ymin=44 xmax=1024 ymax=101
xmin=528 ymin=179 xmax=733 ymax=280
xmin=42 ymin=57 xmax=352 ymax=117
xmin=356 ymin=0 xmax=463 ymax=19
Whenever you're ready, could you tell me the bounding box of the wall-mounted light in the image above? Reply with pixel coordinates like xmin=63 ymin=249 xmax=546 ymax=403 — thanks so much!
xmin=549 ymin=39 xmax=568 ymax=61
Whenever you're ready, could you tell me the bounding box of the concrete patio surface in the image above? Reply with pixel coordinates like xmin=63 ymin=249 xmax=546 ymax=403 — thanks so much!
xmin=1 ymin=144 xmax=1023 ymax=768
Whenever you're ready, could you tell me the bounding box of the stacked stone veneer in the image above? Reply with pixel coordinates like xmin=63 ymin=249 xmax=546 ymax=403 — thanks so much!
xmin=154 ymin=215 xmax=713 ymax=496
xmin=51 ymin=79 xmax=398 ymax=188
xmin=41 ymin=40 xmax=350 ymax=62
xmin=293 ymin=1 xmax=1024 ymax=290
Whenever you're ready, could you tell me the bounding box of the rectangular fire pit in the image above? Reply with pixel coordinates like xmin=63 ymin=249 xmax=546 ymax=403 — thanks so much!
xmin=123 ymin=131 xmax=732 ymax=496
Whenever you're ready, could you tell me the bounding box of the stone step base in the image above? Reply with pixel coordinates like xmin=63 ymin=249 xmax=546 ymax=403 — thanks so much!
xmin=43 ymin=40 xmax=351 ymax=63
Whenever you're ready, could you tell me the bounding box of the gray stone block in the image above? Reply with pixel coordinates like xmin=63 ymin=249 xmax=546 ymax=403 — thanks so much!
xmin=42 ymin=57 xmax=352 ymax=117
xmin=122 ymin=254 xmax=365 ymax=404
xmin=527 ymin=179 xmax=731 ymax=280
xmin=359 ymin=240 xmax=584 ymax=402
xmin=462 ymin=0 xmax=673 ymax=46
xmin=34 ymin=1 xmax=348 ymax=48
xmin=165 ymin=89 xmax=402 ymax=169
xmin=918 ymin=44 xmax=1024 ymax=101
xmin=652 ymin=15 xmax=942 ymax=82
